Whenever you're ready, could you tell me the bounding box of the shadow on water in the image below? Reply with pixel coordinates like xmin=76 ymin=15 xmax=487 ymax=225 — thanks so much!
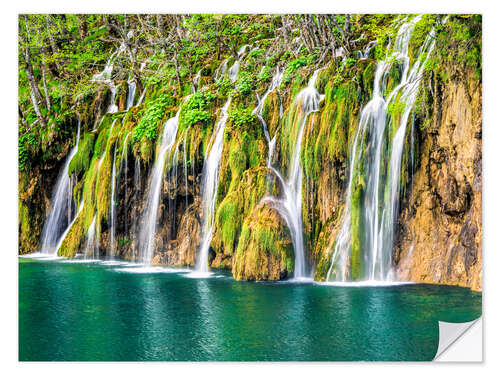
xmin=19 ymin=259 xmax=481 ymax=361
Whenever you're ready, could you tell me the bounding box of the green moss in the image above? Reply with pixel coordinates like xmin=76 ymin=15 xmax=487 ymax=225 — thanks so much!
xmin=19 ymin=203 xmax=30 ymax=238
xmin=362 ymin=62 xmax=376 ymax=97
xmin=213 ymin=166 xmax=269 ymax=256
xmin=233 ymin=204 xmax=294 ymax=280
xmin=93 ymin=121 xmax=111 ymax=157
xmin=68 ymin=133 xmax=96 ymax=176
xmin=139 ymin=136 xmax=153 ymax=163
xmin=261 ymin=89 xmax=281 ymax=136
xmin=350 ymin=178 xmax=365 ymax=280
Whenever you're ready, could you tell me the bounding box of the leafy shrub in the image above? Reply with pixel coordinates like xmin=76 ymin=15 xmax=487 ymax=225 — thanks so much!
xmin=228 ymin=107 xmax=256 ymax=129
xmin=282 ymin=56 xmax=307 ymax=85
xmin=179 ymin=90 xmax=216 ymax=130
xmin=235 ymin=71 xmax=254 ymax=95
xmin=19 ymin=132 xmax=38 ymax=172
xmin=215 ymin=77 xmax=233 ymax=98
xmin=257 ymin=66 xmax=272 ymax=83
xmin=132 ymin=91 xmax=175 ymax=144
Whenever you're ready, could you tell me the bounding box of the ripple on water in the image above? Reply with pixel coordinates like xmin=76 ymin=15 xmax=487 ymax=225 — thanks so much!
xmin=113 ymin=266 xmax=190 ymax=274
xmin=319 ymin=280 xmax=415 ymax=288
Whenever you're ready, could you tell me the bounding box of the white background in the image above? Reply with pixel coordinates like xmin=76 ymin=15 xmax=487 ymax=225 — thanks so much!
xmin=0 ymin=0 xmax=496 ymax=372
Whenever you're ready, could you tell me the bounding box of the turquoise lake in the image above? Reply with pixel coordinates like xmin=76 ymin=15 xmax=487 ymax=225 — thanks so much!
xmin=19 ymin=258 xmax=482 ymax=361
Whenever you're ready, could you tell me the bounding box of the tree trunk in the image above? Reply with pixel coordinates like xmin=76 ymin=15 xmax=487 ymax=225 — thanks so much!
xmin=41 ymin=58 xmax=51 ymax=112
xmin=173 ymin=51 xmax=182 ymax=92
xmin=23 ymin=47 xmax=46 ymax=127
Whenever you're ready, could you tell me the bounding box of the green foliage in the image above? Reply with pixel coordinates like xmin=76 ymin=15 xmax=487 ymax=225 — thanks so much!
xmin=119 ymin=237 xmax=131 ymax=245
xmin=257 ymin=65 xmax=272 ymax=83
xmin=215 ymin=77 xmax=233 ymax=98
xmin=182 ymin=109 xmax=211 ymax=128
xmin=282 ymin=57 xmax=307 ymax=85
xmin=228 ymin=107 xmax=256 ymax=129
xmin=234 ymin=71 xmax=254 ymax=95
xmin=132 ymin=91 xmax=175 ymax=144
xmin=179 ymin=90 xmax=216 ymax=131
xmin=432 ymin=15 xmax=482 ymax=80
xmin=18 ymin=132 xmax=38 ymax=172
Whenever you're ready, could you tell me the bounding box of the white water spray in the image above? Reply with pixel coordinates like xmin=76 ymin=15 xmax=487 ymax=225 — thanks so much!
xmin=126 ymin=80 xmax=136 ymax=110
xmin=40 ymin=117 xmax=81 ymax=254
xmin=138 ymin=108 xmax=181 ymax=265
xmin=327 ymin=16 xmax=435 ymax=282
xmin=84 ymin=215 xmax=98 ymax=259
xmin=195 ymin=98 xmax=232 ymax=273
xmin=262 ymin=69 xmax=323 ymax=279
xmin=109 ymin=144 xmax=118 ymax=258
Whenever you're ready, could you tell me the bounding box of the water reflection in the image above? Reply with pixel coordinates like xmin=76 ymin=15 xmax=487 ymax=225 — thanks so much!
xmin=19 ymin=260 xmax=482 ymax=361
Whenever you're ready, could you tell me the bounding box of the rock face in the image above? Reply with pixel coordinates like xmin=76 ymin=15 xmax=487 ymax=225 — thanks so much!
xmin=394 ymin=72 xmax=482 ymax=291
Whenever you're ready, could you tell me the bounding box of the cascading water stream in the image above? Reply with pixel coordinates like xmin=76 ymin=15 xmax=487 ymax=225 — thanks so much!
xmin=253 ymin=66 xmax=283 ymax=167
xmin=126 ymin=80 xmax=136 ymax=110
xmin=55 ymin=200 xmax=84 ymax=253
xmin=138 ymin=108 xmax=181 ymax=265
xmin=107 ymin=85 xmax=119 ymax=113
xmin=109 ymin=144 xmax=118 ymax=258
xmin=118 ymin=132 xmax=131 ymax=238
xmin=39 ymin=117 xmax=81 ymax=255
xmin=182 ymin=132 xmax=189 ymax=208
xmin=84 ymin=215 xmax=98 ymax=260
xmin=132 ymin=159 xmax=141 ymax=261
xmin=192 ymin=69 xmax=202 ymax=92
xmin=195 ymin=98 xmax=232 ymax=273
xmin=262 ymin=69 xmax=323 ymax=280
xmin=326 ymin=16 xmax=435 ymax=282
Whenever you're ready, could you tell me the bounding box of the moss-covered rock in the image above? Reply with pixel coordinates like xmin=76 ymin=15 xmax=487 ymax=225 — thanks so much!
xmin=212 ymin=166 xmax=280 ymax=259
xmin=233 ymin=203 xmax=294 ymax=280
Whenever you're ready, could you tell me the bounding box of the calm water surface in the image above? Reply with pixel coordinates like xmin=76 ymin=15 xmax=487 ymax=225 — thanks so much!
xmin=19 ymin=258 xmax=481 ymax=361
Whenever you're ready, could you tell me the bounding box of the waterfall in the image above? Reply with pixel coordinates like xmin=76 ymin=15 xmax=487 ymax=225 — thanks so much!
xmin=327 ymin=16 xmax=435 ymax=282
xmin=262 ymin=69 xmax=323 ymax=279
xmin=195 ymin=98 xmax=232 ymax=273
xmin=215 ymin=45 xmax=247 ymax=83
xmin=183 ymin=133 xmax=189 ymax=208
xmin=138 ymin=108 xmax=181 ymax=265
xmin=84 ymin=215 xmax=98 ymax=259
xmin=254 ymin=66 xmax=283 ymax=167
xmin=119 ymin=132 xmax=131 ymax=239
xmin=214 ymin=59 xmax=228 ymax=81
xmin=192 ymin=69 xmax=202 ymax=93
xmin=228 ymin=62 xmax=240 ymax=82
xmin=109 ymin=144 xmax=118 ymax=258
xmin=55 ymin=200 xmax=84 ymax=253
xmin=92 ymin=43 xmax=125 ymax=116
xmin=39 ymin=117 xmax=81 ymax=255
xmin=107 ymin=85 xmax=119 ymax=113
xmin=126 ymin=80 xmax=136 ymax=110
xmin=132 ymin=159 xmax=141 ymax=261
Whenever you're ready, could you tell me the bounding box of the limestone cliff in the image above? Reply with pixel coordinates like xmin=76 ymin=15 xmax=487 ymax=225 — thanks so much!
xmin=394 ymin=70 xmax=482 ymax=291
